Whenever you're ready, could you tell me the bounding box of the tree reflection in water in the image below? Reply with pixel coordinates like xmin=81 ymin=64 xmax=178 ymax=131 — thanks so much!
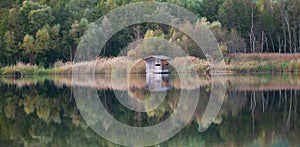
xmin=0 ymin=74 xmax=299 ymax=146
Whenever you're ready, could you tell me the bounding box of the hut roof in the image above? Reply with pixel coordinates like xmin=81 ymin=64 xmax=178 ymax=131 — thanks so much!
xmin=144 ymin=55 xmax=172 ymax=60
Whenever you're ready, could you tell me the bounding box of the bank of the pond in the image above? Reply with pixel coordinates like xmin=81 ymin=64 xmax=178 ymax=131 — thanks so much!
xmin=0 ymin=64 xmax=68 ymax=76
xmin=1 ymin=54 xmax=300 ymax=76
xmin=226 ymin=53 xmax=300 ymax=73
xmin=0 ymin=56 xmax=210 ymax=75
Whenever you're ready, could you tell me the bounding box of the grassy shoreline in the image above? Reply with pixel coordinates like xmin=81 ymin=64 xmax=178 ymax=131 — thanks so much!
xmin=1 ymin=54 xmax=300 ymax=76
xmin=0 ymin=64 xmax=67 ymax=76
xmin=226 ymin=53 xmax=300 ymax=73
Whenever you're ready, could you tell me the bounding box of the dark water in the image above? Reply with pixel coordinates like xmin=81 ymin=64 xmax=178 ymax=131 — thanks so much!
xmin=0 ymin=74 xmax=300 ymax=147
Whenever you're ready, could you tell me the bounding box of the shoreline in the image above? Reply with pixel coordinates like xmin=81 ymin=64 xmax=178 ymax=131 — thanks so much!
xmin=1 ymin=54 xmax=300 ymax=76
xmin=2 ymin=68 xmax=300 ymax=77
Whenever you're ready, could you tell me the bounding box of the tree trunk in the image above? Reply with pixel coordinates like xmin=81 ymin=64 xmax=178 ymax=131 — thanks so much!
xmin=292 ymin=20 xmax=297 ymax=53
xmin=268 ymin=31 xmax=275 ymax=52
xmin=30 ymin=52 xmax=35 ymax=65
xmin=249 ymin=7 xmax=255 ymax=53
xmin=299 ymin=24 xmax=300 ymax=52
xmin=284 ymin=12 xmax=292 ymax=53
xmin=280 ymin=0 xmax=287 ymax=53
xmin=266 ymin=35 xmax=269 ymax=52
xmin=69 ymin=45 xmax=73 ymax=63
xmin=261 ymin=31 xmax=264 ymax=53
xmin=284 ymin=25 xmax=287 ymax=53
xmin=278 ymin=36 xmax=282 ymax=53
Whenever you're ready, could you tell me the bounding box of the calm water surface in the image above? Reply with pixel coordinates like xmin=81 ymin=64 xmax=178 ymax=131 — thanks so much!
xmin=0 ymin=74 xmax=300 ymax=146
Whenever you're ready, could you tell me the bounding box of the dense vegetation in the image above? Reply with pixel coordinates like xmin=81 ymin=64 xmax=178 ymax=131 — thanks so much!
xmin=0 ymin=0 xmax=299 ymax=68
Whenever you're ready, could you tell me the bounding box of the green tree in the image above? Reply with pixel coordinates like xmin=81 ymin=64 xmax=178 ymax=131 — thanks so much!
xmin=22 ymin=34 xmax=35 ymax=65
xmin=66 ymin=0 xmax=98 ymax=20
xmin=18 ymin=1 xmax=42 ymax=35
xmin=218 ymin=0 xmax=253 ymax=38
xmin=69 ymin=18 xmax=89 ymax=61
xmin=226 ymin=29 xmax=247 ymax=54
xmin=199 ymin=0 xmax=224 ymax=22
xmin=21 ymin=26 xmax=51 ymax=65
xmin=28 ymin=5 xmax=55 ymax=34
xmin=165 ymin=0 xmax=202 ymax=14
xmin=0 ymin=11 xmax=9 ymax=63
xmin=69 ymin=18 xmax=89 ymax=44
xmin=4 ymin=31 xmax=19 ymax=64
xmin=94 ymin=0 xmax=118 ymax=18
xmin=7 ymin=8 xmax=23 ymax=44
xmin=45 ymin=25 xmax=63 ymax=65
xmin=75 ymin=23 xmax=104 ymax=61
xmin=35 ymin=26 xmax=50 ymax=52
xmin=35 ymin=26 xmax=51 ymax=65
xmin=19 ymin=1 xmax=54 ymax=35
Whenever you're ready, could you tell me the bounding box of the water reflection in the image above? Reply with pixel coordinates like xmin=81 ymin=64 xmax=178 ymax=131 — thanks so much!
xmin=0 ymin=74 xmax=299 ymax=146
xmin=146 ymin=74 xmax=170 ymax=92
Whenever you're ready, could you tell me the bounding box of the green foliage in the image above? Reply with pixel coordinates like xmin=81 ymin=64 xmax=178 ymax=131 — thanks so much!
xmin=259 ymin=11 xmax=274 ymax=31
xmin=218 ymin=0 xmax=253 ymax=38
xmin=76 ymin=23 xmax=104 ymax=61
xmin=28 ymin=5 xmax=54 ymax=32
xmin=66 ymin=0 xmax=99 ymax=20
xmin=0 ymin=11 xmax=9 ymax=62
xmin=0 ymin=0 xmax=299 ymax=66
xmin=199 ymin=0 xmax=224 ymax=21
xmin=35 ymin=26 xmax=50 ymax=52
xmin=22 ymin=34 xmax=35 ymax=64
xmin=4 ymin=31 xmax=20 ymax=63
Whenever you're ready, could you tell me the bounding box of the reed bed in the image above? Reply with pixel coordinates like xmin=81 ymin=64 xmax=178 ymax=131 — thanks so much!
xmin=170 ymin=56 xmax=209 ymax=74
xmin=1 ymin=54 xmax=300 ymax=75
xmin=69 ymin=56 xmax=210 ymax=74
xmin=227 ymin=53 xmax=300 ymax=73
xmin=229 ymin=53 xmax=300 ymax=61
xmin=0 ymin=62 xmax=63 ymax=75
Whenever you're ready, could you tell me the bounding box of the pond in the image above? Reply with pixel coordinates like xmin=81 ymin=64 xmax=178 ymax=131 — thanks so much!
xmin=0 ymin=74 xmax=300 ymax=146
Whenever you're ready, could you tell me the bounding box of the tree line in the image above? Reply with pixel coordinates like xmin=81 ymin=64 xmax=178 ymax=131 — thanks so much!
xmin=0 ymin=0 xmax=299 ymax=67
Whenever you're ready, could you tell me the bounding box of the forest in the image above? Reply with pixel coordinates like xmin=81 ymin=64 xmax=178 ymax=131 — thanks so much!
xmin=1 ymin=1 xmax=300 ymax=146
xmin=0 ymin=0 xmax=299 ymax=68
